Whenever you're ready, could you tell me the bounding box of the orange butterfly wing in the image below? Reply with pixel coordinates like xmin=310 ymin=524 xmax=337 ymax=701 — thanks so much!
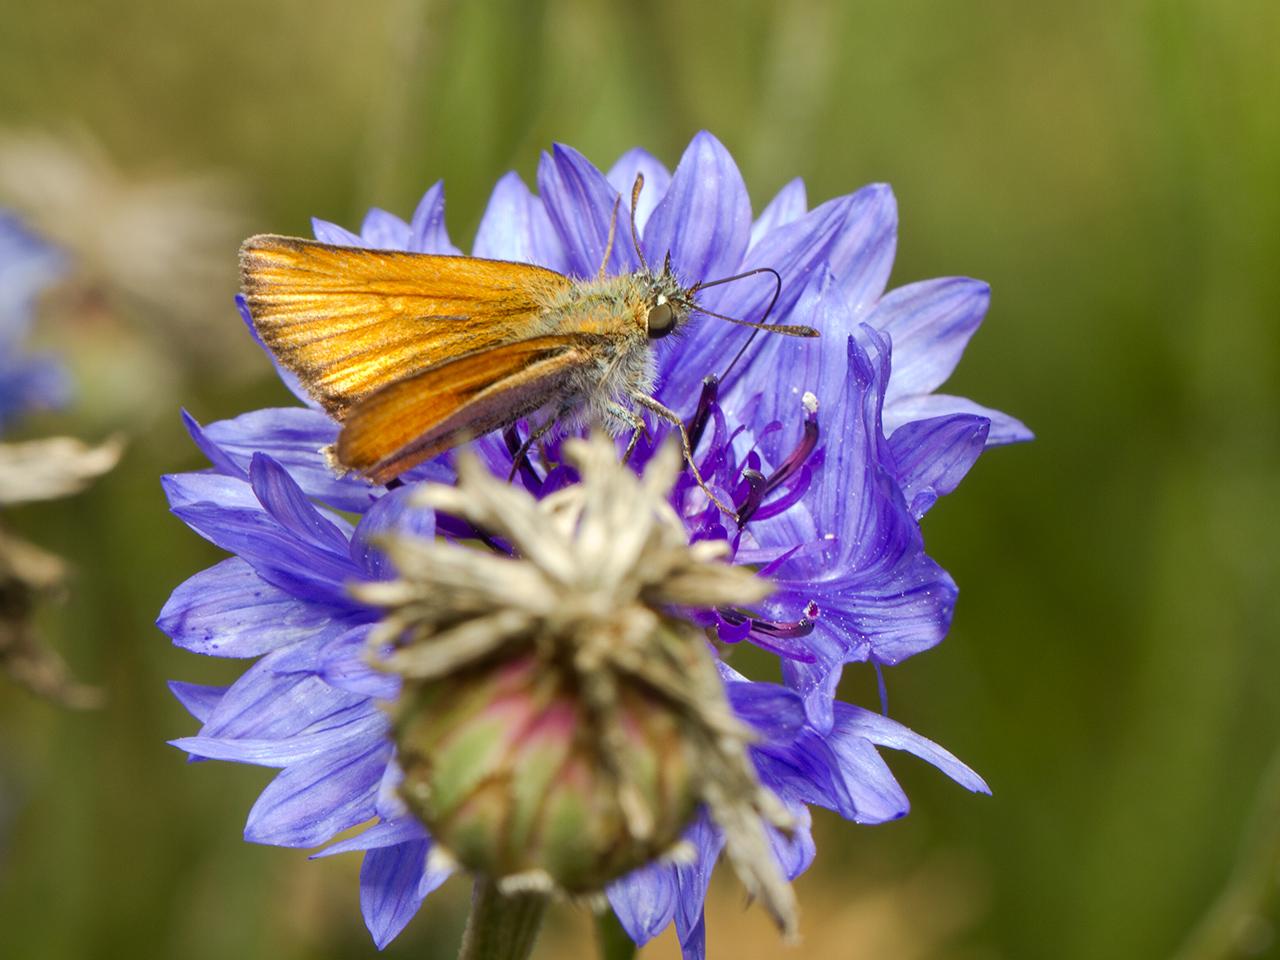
xmin=336 ymin=335 xmax=595 ymax=483
xmin=239 ymin=235 xmax=574 ymax=417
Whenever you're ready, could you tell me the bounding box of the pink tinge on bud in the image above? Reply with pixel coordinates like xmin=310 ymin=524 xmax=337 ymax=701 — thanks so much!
xmin=394 ymin=652 xmax=699 ymax=892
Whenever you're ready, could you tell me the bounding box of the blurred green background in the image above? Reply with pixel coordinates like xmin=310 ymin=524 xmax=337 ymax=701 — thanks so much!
xmin=2 ymin=1 xmax=1279 ymax=957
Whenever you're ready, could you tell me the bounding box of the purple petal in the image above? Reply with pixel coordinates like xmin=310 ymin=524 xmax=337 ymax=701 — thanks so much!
xmin=249 ymin=454 xmax=353 ymax=555
xmin=244 ymin=739 xmax=390 ymax=847
xmin=374 ymin=760 xmax=411 ymax=822
xmin=311 ymin=218 xmax=363 ymax=246
xmin=409 ymin=181 xmax=461 ymax=254
xmin=884 ymin=392 xmax=1034 ymax=446
xmin=163 ymin=470 xmax=269 ymax=513
xmin=642 ymin=131 xmax=752 ymax=284
xmin=199 ymin=643 xmax=367 ymax=742
xmin=673 ymin=814 xmax=724 ymax=960
xmin=314 ymin=817 xmax=428 ymax=858
xmin=888 ymin=414 xmax=990 ymax=518
xmin=749 ymin=178 xmax=807 ymax=251
xmin=537 ymin=144 xmax=640 ymax=278
xmin=606 ymin=148 xmax=672 ymax=232
xmin=834 ymin=702 xmax=990 ymax=795
xmin=822 ymin=731 xmax=912 ymax=823
xmin=869 ymin=277 xmax=990 ymax=402
xmin=159 ymin=557 xmax=344 ymax=658
xmin=767 ymin=799 xmax=815 ymax=880
xmin=173 ymin=706 xmax=385 ymax=768
xmin=360 ymin=840 xmax=432 ymax=949
xmin=317 ymin=625 xmax=401 ymax=700
xmin=754 ymin=725 xmax=849 ymax=813
xmin=170 ymin=457 xmax=358 ymax=603
xmin=472 ymin=171 xmax=568 ymax=270
xmin=830 ymin=183 xmax=897 ymax=316
xmin=168 ymin=681 xmax=227 ymax=723
xmin=724 ymin=676 xmax=807 ymax=741
xmin=779 ymin=654 xmax=843 ymax=732
xmin=607 ymin=860 xmax=678 ymax=946
xmin=716 ymin=267 xmax=847 ymax=467
xmin=171 ymin=516 xmax=348 ymax=606
xmin=350 ymin=484 xmax=436 ymax=579
xmin=196 ymin=407 xmax=380 ymax=513
xmin=360 ymin=208 xmax=412 ymax=250
xmin=182 ymin=409 xmax=246 ymax=479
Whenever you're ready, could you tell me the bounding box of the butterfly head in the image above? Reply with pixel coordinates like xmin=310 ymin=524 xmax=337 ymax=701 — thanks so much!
xmin=641 ymin=265 xmax=695 ymax=341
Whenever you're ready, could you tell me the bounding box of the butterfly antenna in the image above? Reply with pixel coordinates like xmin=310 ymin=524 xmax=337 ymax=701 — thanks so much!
xmin=693 ymin=307 xmax=818 ymax=338
xmin=598 ymin=194 xmax=621 ymax=279
xmin=686 ymin=267 xmax=815 ymax=381
xmin=628 ymin=173 xmax=650 ymax=272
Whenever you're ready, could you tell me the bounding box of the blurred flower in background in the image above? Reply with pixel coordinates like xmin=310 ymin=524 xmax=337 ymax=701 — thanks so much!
xmin=0 ymin=129 xmax=255 ymax=428
xmin=162 ymin=133 xmax=1024 ymax=957
xmin=0 ymin=213 xmax=69 ymax=430
xmin=0 ymin=211 xmax=120 ymax=707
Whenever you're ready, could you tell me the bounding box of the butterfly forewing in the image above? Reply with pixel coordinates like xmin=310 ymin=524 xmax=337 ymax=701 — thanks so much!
xmin=239 ymin=235 xmax=574 ymax=417
xmin=336 ymin=336 xmax=590 ymax=482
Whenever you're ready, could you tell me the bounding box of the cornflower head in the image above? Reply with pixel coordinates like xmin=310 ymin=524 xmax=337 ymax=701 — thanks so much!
xmin=162 ymin=132 xmax=1026 ymax=957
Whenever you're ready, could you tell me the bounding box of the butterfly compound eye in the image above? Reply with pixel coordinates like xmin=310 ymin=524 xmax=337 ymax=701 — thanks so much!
xmin=647 ymin=301 xmax=677 ymax=339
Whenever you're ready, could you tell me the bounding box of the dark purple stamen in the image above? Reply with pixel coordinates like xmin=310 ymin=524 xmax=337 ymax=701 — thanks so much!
xmin=686 ymin=375 xmax=720 ymax=452
xmin=750 ymin=465 xmax=813 ymax=521
xmin=503 ymin=424 xmax=544 ymax=491
xmin=718 ymin=609 xmax=818 ymax=662
xmin=435 ymin=512 xmax=511 ymax=556
xmin=733 ymin=468 xmax=768 ymax=523
xmin=745 ymin=616 xmax=818 ymax=662
xmin=734 ymin=408 xmax=821 ymax=526
xmin=764 ymin=408 xmax=819 ymax=497
xmin=713 ymin=611 xmax=753 ymax=644
xmin=749 ymin=615 xmax=816 ymax=640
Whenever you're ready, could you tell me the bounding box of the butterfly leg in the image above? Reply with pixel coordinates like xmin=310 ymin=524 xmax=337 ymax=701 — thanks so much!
xmin=629 ymin=393 xmax=734 ymax=516
xmin=603 ymin=401 xmax=650 ymax=465
xmin=621 ymin=425 xmax=646 ymax=465
xmin=505 ymin=413 xmax=566 ymax=482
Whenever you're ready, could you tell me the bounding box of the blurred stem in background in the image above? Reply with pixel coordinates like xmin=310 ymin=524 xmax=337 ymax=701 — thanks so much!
xmin=1172 ymin=743 xmax=1280 ymax=960
xmin=361 ymin=0 xmax=436 ymax=207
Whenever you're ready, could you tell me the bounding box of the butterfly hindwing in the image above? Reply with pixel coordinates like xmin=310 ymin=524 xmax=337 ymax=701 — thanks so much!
xmin=335 ymin=335 xmax=595 ymax=483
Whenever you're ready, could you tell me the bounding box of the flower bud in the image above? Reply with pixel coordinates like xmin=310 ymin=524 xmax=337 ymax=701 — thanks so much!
xmin=394 ymin=650 xmax=698 ymax=891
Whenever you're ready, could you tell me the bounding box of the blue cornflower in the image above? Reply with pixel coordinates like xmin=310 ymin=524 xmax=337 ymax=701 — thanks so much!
xmin=163 ymin=133 xmax=1022 ymax=957
xmin=0 ymin=212 xmax=70 ymax=433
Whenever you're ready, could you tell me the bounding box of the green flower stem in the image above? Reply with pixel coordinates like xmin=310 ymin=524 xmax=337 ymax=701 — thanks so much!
xmin=595 ymin=908 xmax=638 ymax=960
xmin=457 ymin=878 xmax=549 ymax=960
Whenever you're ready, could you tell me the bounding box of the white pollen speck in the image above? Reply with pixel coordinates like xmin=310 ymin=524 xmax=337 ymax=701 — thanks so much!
xmin=801 ymin=391 xmax=819 ymax=414
xmin=823 ymin=533 xmax=835 ymax=540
